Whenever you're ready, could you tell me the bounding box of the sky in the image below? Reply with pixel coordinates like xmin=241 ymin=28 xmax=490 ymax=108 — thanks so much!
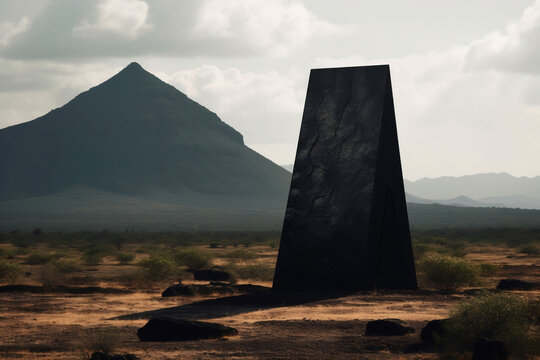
xmin=1 ymin=0 xmax=539 ymax=180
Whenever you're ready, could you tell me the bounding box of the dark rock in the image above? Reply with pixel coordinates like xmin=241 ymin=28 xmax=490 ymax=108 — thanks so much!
xmin=90 ymin=352 xmax=108 ymax=360
xmin=420 ymin=319 xmax=450 ymax=346
xmin=161 ymin=284 xmax=194 ymax=297
xmin=365 ymin=319 xmax=415 ymax=336
xmin=90 ymin=352 xmax=139 ymax=360
xmin=497 ymin=279 xmax=538 ymax=291
xmin=137 ymin=317 xmax=238 ymax=341
xmin=273 ymin=65 xmax=416 ymax=292
xmin=472 ymin=338 xmax=508 ymax=360
xmin=194 ymin=269 xmax=231 ymax=282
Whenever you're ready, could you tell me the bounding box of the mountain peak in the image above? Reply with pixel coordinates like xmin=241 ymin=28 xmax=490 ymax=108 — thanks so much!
xmin=105 ymin=61 xmax=156 ymax=84
xmin=125 ymin=62 xmax=143 ymax=70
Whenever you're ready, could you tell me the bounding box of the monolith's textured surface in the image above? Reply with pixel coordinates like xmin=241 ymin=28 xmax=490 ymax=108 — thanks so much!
xmin=273 ymin=65 xmax=417 ymax=291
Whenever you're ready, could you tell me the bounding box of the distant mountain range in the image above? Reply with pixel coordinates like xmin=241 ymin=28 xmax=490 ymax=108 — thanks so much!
xmin=404 ymin=173 xmax=540 ymax=209
xmin=281 ymin=165 xmax=540 ymax=210
xmin=0 ymin=63 xmax=290 ymax=230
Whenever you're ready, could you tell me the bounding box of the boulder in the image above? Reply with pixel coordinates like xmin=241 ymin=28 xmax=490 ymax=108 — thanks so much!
xmin=137 ymin=317 xmax=238 ymax=341
xmin=472 ymin=338 xmax=508 ymax=360
xmin=420 ymin=319 xmax=450 ymax=346
xmin=496 ymin=279 xmax=538 ymax=291
xmin=365 ymin=319 xmax=414 ymax=336
xmin=90 ymin=352 xmax=138 ymax=360
xmin=194 ymin=269 xmax=231 ymax=282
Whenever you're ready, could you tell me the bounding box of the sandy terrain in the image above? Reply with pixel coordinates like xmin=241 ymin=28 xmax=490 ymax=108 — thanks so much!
xmin=0 ymin=245 xmax=538 ymax=359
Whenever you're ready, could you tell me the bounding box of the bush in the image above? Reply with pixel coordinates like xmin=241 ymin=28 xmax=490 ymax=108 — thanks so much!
xmin=138 ymin=256 xmax=178 ymax=281
xmin=519 ymin=243 xmax=539 ymax=256
xmin=76 ymin=328 xmax=119 ymax=359
xmin=228 ymin=263 xmax=274 ymax=282
xmin=115 ymin=252 xmax=135 ymax=265
xmin=412 ymin=240 xmax=467 ymax=259
xmin=441 ymin=292 xmax=537 ymax=358
xmin=52 ymin=257 xmax=82 ymax=273
xmin=477 ymin=262 xmax=499 ymax=276
xmin=173 ymin=248 xmax=212 ymax=270
xmin=81 ymin=250 xmax=105 ymax=266
xmin=25 ymin=252 xmax=60 ymax=265
xmin=223 ymin=249 xmax=257 ymax=259
xmin=39 ymin=263 xmax=64 ymax=287
xmin=0 ymin=260 xmax=21 ymax=283
xmin=418 ymin=254 xmax=479 ymax=290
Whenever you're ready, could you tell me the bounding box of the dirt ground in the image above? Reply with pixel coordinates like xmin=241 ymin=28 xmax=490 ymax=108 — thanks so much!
xmin=0 ymin=244 xmax=538 ymax=359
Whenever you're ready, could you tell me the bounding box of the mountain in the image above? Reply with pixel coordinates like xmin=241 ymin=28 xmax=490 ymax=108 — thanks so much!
xmin=405 ymin=193 xmax=489 ymax=207
xmin=0 ymin=63 xmax=291 ymax=230
xmin=404 ymin=173 xmax=540 ymax=209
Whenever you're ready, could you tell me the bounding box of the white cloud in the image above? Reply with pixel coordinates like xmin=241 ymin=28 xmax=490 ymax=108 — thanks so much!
xmin=466 ymin=0 xmax=540 ymax=74
xmin=163 ymin=65 xmax=307 ymax=144
xmin=313 ymin=22 xmax=540 ymax=180
xmin=194 ymin=0 xmax=341 ymax=56
xmin=73 ymin=0 xmax=150 ymax=39
xmin=0 ymin=59 xmax=118 ymax=129
xmin=0 ymin=17 xmax=29 ymax=47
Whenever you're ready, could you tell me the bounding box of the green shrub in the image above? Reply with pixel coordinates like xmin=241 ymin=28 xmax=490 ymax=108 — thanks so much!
xmin=477 ymin=262 xmax=499 ymax=276
xmin=51 ymin=257 xmax=82 ymax=273
xmin=223 ymin=249 xmax=257 ymax=259
xmin=0 ymin=260 xmax=21 ymax=283
xmin=441 ymin=292 xmax=536 ymax=358
xmin=76 ymin=328 xmax=119 ymax=359
xmin=412 ymin=240 xmax=467 ymax=259
xmin=138 ymin=256 xmax=178 ymax=281
xmin=115 ymin=252 xmax=135 ymax=265
xmin=519 ymin=243 xmax=539 ymax=256
xmin=412 ymin=243 xmax=434 ymax=259
xmin=173 ymin=248 xmax=212 ymax=270
xmin=81 ymin=250 xmax=105 ymax=266
xmin=26 ymin=252 xmax=57 ymax=265
xmin=229 ymin=263 xmax=274 ymax=282
xmin=418 ymin=254 xmax=479 ymax=290
xmin=39 ymin=263 xmax=64 ymax=287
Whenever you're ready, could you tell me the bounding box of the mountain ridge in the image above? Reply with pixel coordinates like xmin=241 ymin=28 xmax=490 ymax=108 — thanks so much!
xmin=404 ymin=172 xmax=540 ymax=209
xmin=0 ymin=63 xmax=291 ymax=228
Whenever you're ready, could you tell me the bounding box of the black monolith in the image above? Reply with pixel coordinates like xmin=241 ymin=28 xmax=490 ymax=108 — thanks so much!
xmin=273 ymin=65 xmax=416 ymax=291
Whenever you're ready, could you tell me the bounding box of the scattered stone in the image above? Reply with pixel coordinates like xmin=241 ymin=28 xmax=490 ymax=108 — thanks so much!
xmin=90 ymin=352 xmax=139 ymax=360
xmin=420 ymin=319 xmax=450 ymax=346
xmin=472 ymin=338 xmax=508 ymax=360
xmin=193 ymin=269 xmax=231 ymax=282
xmin=137 ymin=317 xmax=238 ymax=341
xmin=496 ymin=279 xmax=538 ymax=291
xmin=365 ymin=319 xmax=415 ymax=336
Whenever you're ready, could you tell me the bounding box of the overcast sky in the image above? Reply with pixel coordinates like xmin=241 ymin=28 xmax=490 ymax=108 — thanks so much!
xmin=1 ymin=0 xmax=539 ymax=180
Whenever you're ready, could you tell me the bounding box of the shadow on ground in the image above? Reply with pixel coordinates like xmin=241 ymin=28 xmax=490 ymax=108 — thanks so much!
xmin=112 ymin=288 xmax=351 ymax=321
